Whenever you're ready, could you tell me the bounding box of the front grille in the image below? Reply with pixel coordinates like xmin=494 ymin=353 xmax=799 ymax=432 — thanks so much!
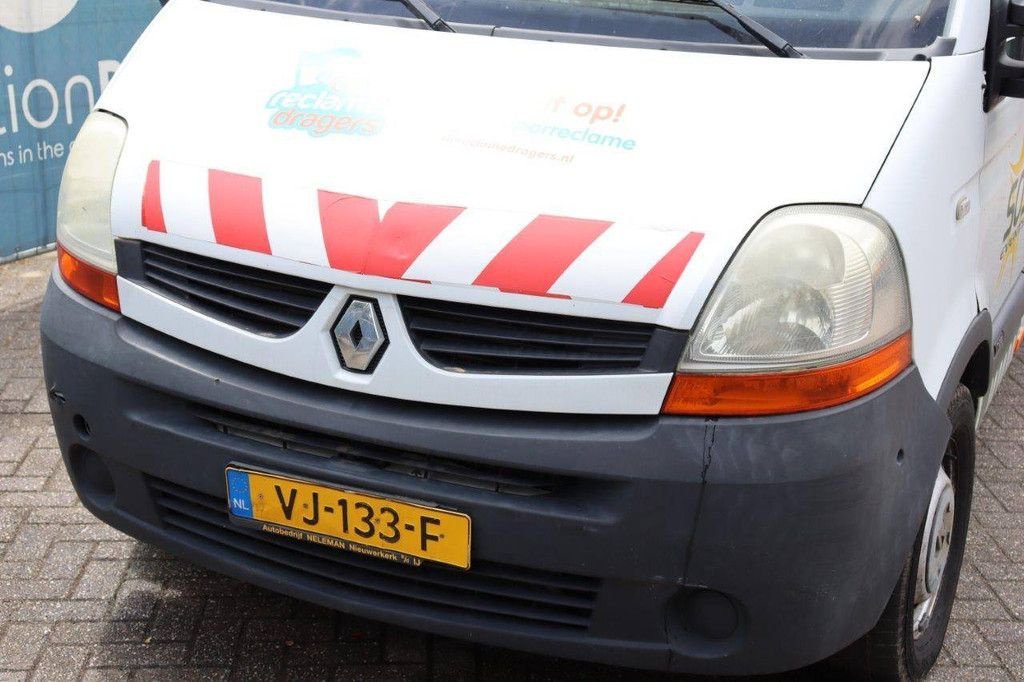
xmin=195 ymin=405 xmax=565 ymax=497
xmin=125 ymin=242 xmax=333 ymax=337
xmin=149 ymin=477 xmax=600 ymax=632
xmin=399 ymin=297 xmax=683 ymax=374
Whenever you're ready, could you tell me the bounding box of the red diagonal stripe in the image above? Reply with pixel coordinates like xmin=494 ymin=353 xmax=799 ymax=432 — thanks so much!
xmin=141 ymin=161 xmax=166 ymax=233
xmin=319 ymin=192 xmax=381 ymax=273
xmin=362 ymin=203 xmax=464 ymax=279
xmin=473 ymin=215 xmax=612 ymax=297
xmin=208 ymin=170 xmax=271 ymax=254
xmin=623 ymin=232 xmax=704 ymax=308
xmin=318 ymin=194 xmax=463 ymax=278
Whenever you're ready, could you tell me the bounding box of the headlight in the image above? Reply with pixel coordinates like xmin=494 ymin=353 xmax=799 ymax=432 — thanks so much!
xmin=56 ymin=111 xmax=127 ymax=273
xmin=665 ymin=206 xmax=912 ymax=416
xmin=55 ymin=111 xmax=127 ymax=311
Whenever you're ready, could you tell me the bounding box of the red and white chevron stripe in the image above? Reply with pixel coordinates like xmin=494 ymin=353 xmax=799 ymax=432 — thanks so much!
xmin=141 ymin=160 xmax=704 ymax=309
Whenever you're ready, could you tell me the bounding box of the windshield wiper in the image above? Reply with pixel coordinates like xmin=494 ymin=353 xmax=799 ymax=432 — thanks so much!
xmin=393 ymin=0 xmax=455 ymax=31
xmin=669 ymin=0 xmax=802 ymax=57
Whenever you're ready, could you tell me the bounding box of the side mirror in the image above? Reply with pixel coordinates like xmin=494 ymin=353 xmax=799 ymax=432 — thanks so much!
xmin=985 ymin=0 xmax=1024 ymax=109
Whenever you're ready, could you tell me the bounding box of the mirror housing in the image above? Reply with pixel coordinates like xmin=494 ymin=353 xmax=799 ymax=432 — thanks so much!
xmin=986 ymin=0 xmax=1024 ymax=109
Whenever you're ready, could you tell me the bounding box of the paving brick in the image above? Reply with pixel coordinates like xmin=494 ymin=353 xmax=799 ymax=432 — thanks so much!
xmin=72 ymin=560 xmax=127 ymax=600
xmin=430 ymin=638 xmax=477 ymax=682
xmin=0 ymin=436 xmax=38 ymax=464
xmin=90 ymin=542 xmax=136 ymax=560
xmin=190 ymin=620 xmax=242 ymax=667
xmin=332 ymin=664 xmax=429 ymax=682
xmin=0 ymin=579 xmax=71 ymax=600
xmin=951 ymin=598 xmax=1013 ymax=621
xmin=943 ymin=622 xmax=1001 ymax=666
xmin=0 ymin=623 xmax=50 ymax=671
xmin=0 ymin=509 xmax=24 ymax=543
xmin=242 ymin=618 xmax=333 ymax=643
xmin=384 ymin=628 xmax=428 ymax=664
xmin=977 ymin=620 xmax=1024 ymax=643
xmin=976 ymin=560 xmax=1024 ymax=582
xmin=284 ymin=640 xmax=380 ymax=667
xmin=927 ymin=666 xmax=1013 ymax=681
xmin=49 ymin=622 xmax=148 ymax=646
xmin=0 ymin=492 xmax=79 ymax=509
xmin=989 ymin=581 xmax=1024 ymax=619
xmin=107 ymin=580 xmax=161 ymax=622
xmin=29 ymin=645 xmax=90 ymax=682
xmin=37 ymin=542 xmax=93 ymax=581
xmin=990 ymin=641 xmax=1024 ymax=679
xmin=8 ymin=600 xmax=110 ymax=623
xmin=15 ymin=450 xmax=60 ymax=479
xmin=0 ymin=478 xmax=45 ymax=493
xmin=0 ymin=380 xmax=39 ymax=403
xmin=3 ymin=525 xmax=59 ymax=562
xmin=80 ymin=669 xmax=128 ymax=682
xmin=228 ymin=639 xmax=284 ymax=681
xmin=134 ymin=668 xmax=230 ymax=681
xmin=147 ymin=598 xmax=203 ymax=642
xmin=89 ymin=642 xmax=191 ymax=669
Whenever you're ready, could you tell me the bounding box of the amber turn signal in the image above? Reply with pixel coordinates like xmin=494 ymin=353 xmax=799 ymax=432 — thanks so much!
xmin=57 ymin=244 xmax=120 ymax=312
xmin=663 ymin=333 xmax=912 ymax=417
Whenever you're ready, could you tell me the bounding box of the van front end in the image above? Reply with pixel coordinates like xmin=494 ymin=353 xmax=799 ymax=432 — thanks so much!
xmin=42 ymin=0 xmax=993 ymax=676
xmin=41 ymin=266 xmax=948 ymax=674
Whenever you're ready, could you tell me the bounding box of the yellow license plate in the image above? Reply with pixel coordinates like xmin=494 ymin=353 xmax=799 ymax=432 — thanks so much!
xmin=225 ymin=467 xmax=471 ymax=569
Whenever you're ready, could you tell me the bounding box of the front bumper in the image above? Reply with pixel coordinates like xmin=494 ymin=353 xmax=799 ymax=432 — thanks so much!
xmin=40 ymin=273 xmax=950 ymax=675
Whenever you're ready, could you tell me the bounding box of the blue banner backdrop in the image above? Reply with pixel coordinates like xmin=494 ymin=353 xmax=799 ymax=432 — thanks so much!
xmin=0 ymin=0 xmax=160 ymax=262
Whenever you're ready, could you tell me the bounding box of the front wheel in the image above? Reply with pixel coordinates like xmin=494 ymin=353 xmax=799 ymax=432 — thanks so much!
xmin=829 ymin=384 xmax=976 ymax=681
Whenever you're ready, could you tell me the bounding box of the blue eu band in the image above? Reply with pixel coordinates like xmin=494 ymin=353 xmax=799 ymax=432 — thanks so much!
xmin=226 ymin=470 xmax=254 ymax=519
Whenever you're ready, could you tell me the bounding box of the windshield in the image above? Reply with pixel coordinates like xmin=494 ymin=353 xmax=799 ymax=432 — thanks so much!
xmin=271 ymin=0 xmax=953 ymax=51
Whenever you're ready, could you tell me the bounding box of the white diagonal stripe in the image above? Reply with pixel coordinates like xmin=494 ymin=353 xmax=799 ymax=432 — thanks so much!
xmin=402 ymin=208 xmax=531 ymax=284
xmin=377 ymin=200 xmax=396 ymax=222
xmin=550 ymin=223 xmax=688 ymax=302
xmin=262 ymin=180 xmax=330 ymax=267
xmin=159 ymin=161 xmax=215 ymax=243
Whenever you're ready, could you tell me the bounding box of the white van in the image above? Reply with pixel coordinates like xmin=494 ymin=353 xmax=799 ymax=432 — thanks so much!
xmin=43 ymin=0 xmax=1024 ymax=677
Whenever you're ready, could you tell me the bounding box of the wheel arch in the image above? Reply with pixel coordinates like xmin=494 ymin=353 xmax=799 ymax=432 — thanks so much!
xmin=936 ymin=310 xmax=992 ymax=412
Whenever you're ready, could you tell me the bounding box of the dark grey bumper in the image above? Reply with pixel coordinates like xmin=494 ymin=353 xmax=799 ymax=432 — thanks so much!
xmin=40 ymin=272 xmax=950 ymax=675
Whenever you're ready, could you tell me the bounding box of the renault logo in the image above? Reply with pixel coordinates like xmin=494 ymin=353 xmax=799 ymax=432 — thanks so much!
xmin=332 ymin=297 xmax=388 ymax=373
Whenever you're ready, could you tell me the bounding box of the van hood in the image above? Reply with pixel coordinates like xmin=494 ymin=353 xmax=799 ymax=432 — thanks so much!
xmin=103 ymin=0 xmax=929 ymax=329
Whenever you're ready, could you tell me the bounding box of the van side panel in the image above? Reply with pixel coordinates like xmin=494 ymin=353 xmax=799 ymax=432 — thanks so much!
xmin=864 ymin=53 xmax=987 ymax=401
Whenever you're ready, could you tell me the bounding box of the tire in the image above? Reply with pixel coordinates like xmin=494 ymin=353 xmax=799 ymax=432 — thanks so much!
xmin=826 ymin=384 xmax=976 ymax=681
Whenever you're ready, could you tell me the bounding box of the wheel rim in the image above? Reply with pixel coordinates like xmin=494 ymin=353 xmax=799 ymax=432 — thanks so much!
xmin=912 ymin=452 xmax=956 ymax=638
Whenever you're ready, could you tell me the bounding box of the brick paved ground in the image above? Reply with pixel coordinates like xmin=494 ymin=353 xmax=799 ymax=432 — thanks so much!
xmin=1 ymin=252 xmax=1022 ymax=681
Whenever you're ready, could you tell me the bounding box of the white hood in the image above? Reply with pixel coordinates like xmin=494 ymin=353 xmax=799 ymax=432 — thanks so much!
xmin=104 ymin=0 xmax=929 ymax=330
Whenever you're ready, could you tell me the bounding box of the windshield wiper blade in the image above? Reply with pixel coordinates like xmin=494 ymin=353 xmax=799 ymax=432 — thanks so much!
xmin=672 ymin=0 xmax=802 ymax=57
xmin=393 ymin=0 xmax=455 ymax=32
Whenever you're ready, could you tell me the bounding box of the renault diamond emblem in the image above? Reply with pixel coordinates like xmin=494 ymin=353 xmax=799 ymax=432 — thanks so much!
xmin=332 ymin=297 xmax=388 ymax=372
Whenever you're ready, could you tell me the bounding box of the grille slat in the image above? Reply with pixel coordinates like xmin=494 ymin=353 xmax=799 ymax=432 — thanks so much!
xmin=150 ymin=477 xmax=598 ymax=631
xmin=401 ymin=298 xmax=652 ymax=337
xmin=417 ymin=339 xmax=645 ymax=365
xmin=399 ymin=297 xmax=658 ymax=374
xmin=141 ymin=245 xmax=331 ymax=298
xmin=144 ymin=270 xmax=311 ymax=330
xmin=137 ymin=244 xmax=332 ymax=337
xmin=145 ymin=258 xmax=322 ymax=315
xmin=195 ymin=406 xmax=566 ymax=497
xmin=408 ymin=318 xmax=650 ymax=351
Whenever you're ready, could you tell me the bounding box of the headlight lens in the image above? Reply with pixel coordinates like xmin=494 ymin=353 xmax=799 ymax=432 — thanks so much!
xmin=56 ymin=111 xmax=127 ymax=273
xmin=681 ymin=206 xmax=911 ymax=372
